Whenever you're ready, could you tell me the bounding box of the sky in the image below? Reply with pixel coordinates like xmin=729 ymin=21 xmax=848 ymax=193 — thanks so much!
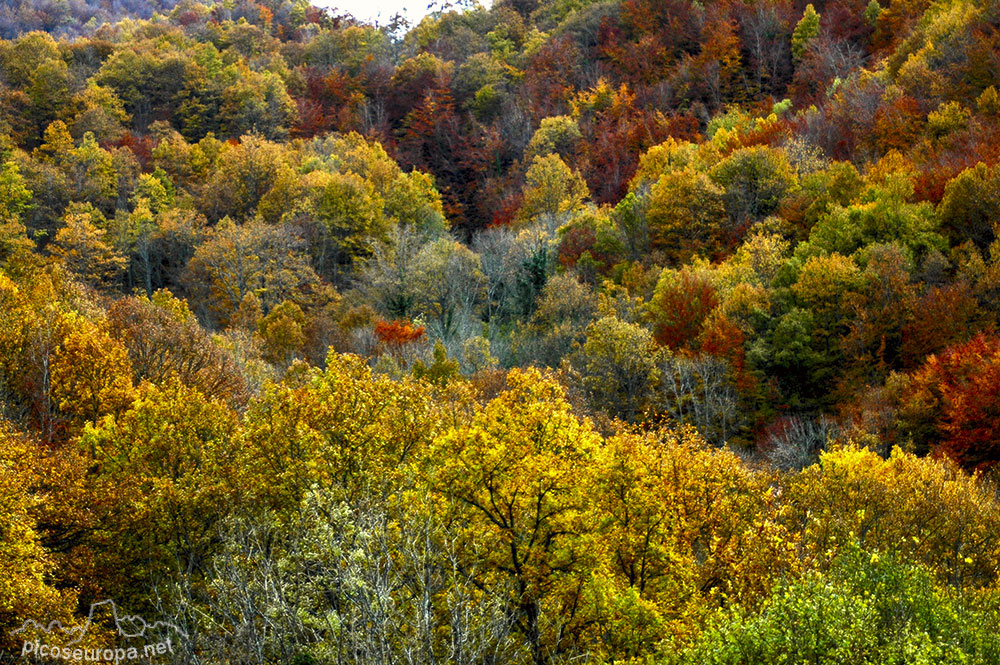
xmin=314 ymin=0 xmax=487 ymax=26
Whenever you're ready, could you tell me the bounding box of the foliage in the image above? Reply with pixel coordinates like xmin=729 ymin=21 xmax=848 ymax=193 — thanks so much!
xmin=674 ymin=544 xmax=1000 ymax=665
xmin=1 ymin=0 xmax=1000 ymax=659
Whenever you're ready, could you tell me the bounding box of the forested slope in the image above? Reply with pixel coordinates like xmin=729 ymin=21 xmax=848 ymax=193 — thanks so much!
xmin=2 ymin=0 xmax=1000 ymax=662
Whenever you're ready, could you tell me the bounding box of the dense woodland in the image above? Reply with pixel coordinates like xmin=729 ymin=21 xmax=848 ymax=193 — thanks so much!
xmin=2 ymin=0 xmax=1000 ymax=662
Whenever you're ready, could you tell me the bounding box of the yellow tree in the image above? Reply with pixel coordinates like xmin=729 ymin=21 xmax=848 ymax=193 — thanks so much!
xmin=647 ymin=168 xmax=726 ymax=262
xmin=50 ymin=203 xmax=127 ymax=289
xmin=50 ymin=312 xmax=134 ymax=428
xmin=77 ymin=378 xmax=240 ymax=596
xmin=0 ymin=424 xmax=83 ymax=651
xmin=241 ymin=352 xmax=440 ymax=512
xmin=584 ymin=428 xmax=798 ymax=658
xmin=784 ymin=445 xmax=1000 ymax=589
xmin=516 ymin=154 xmax=589 ymax=226
xmin=183 ymin=217 xmax=319 ymax=325
xmin=424 ymin=368 xmax=602 ymax=665
xmin=0 ymin=160 xmax=33 ymax=263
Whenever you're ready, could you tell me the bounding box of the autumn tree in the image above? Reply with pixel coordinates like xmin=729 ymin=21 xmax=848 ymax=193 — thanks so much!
xmin=183 ymin=218 xmax=320 ymax=325
xmin=241 ymin=353 xmax=439 ymax=511
xmin=574 ymin=315 xmax=659 ymax=422
xmin=78 ymin=378 xmax=241 ymax=590
xmin=937 ymin=163 xmax=1000 ymax=249
xmin=50 ymin=203 xmax=126 ymax=289
xmin=647 ymin=168 xmax=725 ymax=262
xmin=106 ymin=290 xmax=248 ymax=405
xmin=710 ymin=146 xmax=797 ymax=242
xmin=50 ymin=312 xmax=134 ymax=428
xmin=0 ymin=424 xmax=83 ymax=652
xmin=647 ymin=267 xmax=718 ymax=350
xmin=0 ymin=159 xmax=33 ymax=262
xmin=792 ymin=4 xmax=821 ymax=62
xmin=585 ymin=428 xmax=796 ymax=656
xmin=516 ymin=153 xmax=589 ymax=226
xmin=425 ymin=369 xmax=602 ymax=665
xmin=900 ymin=333 xmax=1000 ymax=471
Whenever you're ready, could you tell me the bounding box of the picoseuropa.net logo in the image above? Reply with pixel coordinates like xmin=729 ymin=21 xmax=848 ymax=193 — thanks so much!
xmin=11 ymin=599 xmax=186 ymax=663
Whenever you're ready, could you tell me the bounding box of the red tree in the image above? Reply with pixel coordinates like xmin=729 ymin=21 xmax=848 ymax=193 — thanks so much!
xmin=908 ymin=333 xmax=1000 ymax=471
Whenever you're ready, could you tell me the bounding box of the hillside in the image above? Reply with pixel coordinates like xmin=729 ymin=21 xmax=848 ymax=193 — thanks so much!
xmin=2 ymin=0 xmax=1000 ymax=662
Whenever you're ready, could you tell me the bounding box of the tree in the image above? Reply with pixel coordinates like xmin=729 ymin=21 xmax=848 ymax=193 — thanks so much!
xmin=901 ymin=281 xmax=983 ymax=367
xmin=792 ymin=4 xmax=821 ymax=62
xmin=656 ymin=352 xmax=743 ymax=445
xmin=241 ymin=353 xmax=438 ymax=511
xmin=359 ymin=224 xmax=427 ymax=319
xmin=50 ymin=312 xmax=134 ymax=428
xmin=383 ymin=170 xmax=448 ymax=235
xmin=425 ymin=369 xmax=602 ymax=665
xmin=0 ymin=159 xmax=33 ymax=262
xmin=78 ymin=378 xmax=241 ymax=586
xmin=34 ymin=119 xmax=75 ymax=166
xmin=68 ymin=82 xmax=130 ymax=143
xmin=710 ymin=146 xmax=797 ymax=238
xmin=840 ymin=243 xmax=918 ymax=386
xmin=511 ymin=271 xmax=598 ymax=368
xmin=677 ymin=545 xmax=1000 ymax=665
xmin=802 ymin=195 xmax=945 ymax=260
xmin=111 ymin=197 xmax=157 ymax=295
xmin=0 ymin=425 xmax=82 ymax=652
xmin=585 ymin=428 xmax=796 ymax=658
xmin=67 ymin=132 xmax=118 ymax=213
xmin=784 ymin=444 xmax=1000 ymax=587
xmin=791 ymin=253 xmax=862 ymax=356
xmin=219 ymin=67 xmax=298 ymax=140
xmin=200 ymin=135 xmax=287 ymax=222
xmin=183 ymin=218 xmax=320 ymax=325
xmin=647 ymin=268 xmax=718 ymax=350
xmin=937 ymin=163 xmax=1000 ymax=249
xmin=516 ymin=154 xmax=589 ymax=226
xmin=305 ymin=170 xmax=390 ymax=278
xmin=647 ymin=168 xmax=726 ymax=262
xmin=256 ymin=299 xmax=307 ymax=367
xmin=50 ymin=203 xmax=126 ymax=288
xmin=106 ymin=290 xmax=248 ymax=405
xmin=574 ymin=316 xmax=659 ymax=422
xmin=411 ymin=237 xmax=485 ymax=342
xmin=27 ymin=58 xmax=71 ymax=139
xmin=524 ymin=115 xmax=583 ymax=162
xmin=903 ymin=333 xmax=1000 ymax=471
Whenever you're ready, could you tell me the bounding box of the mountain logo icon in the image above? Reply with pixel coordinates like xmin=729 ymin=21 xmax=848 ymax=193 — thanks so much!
xmin=11 ymin=599 xmax=187 ymax=646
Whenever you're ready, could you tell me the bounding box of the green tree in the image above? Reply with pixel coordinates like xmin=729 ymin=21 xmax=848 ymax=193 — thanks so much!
xmin=219 ymin=67 xmax=297 ymax=141
xmin=710 ymin=146 xmax=797 ymax=232
xmin=938 ymin=163 xmax=1000 ymax=249
xmin=0 ymin=160 xmax=33 ymax=261
xmin=68 ymin=132 xmax=118 ymax=212
xmin=305 ymin=170 xmax=389 ymax=278
xmin=791 ymin=4 xmax=821 ymax=62
xmin=803 ymin=195 xmax=945 ymax=260
xmin=675 ymin=544 xmax=1000 ymax=665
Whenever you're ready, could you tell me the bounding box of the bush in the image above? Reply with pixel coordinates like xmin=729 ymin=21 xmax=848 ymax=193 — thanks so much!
xmin=671 ymin=544 xmax=1000 ymax=665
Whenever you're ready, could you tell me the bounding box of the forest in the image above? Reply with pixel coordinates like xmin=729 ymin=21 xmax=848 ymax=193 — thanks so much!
xmin=1 ymin=0 xmax=1000 ymax=662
